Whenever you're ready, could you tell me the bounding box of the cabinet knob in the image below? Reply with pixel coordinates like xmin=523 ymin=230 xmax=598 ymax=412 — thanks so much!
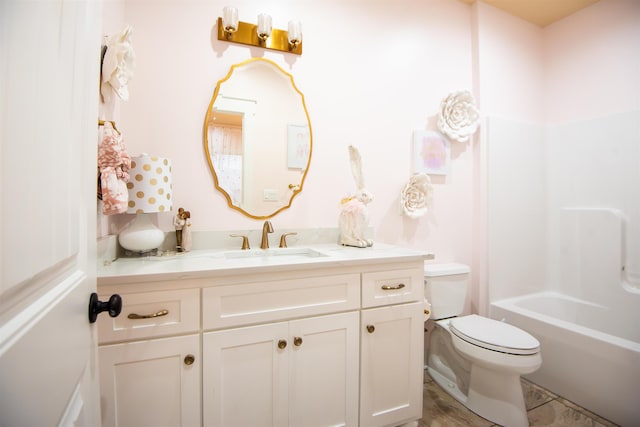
xmin=366 ymin=324 xmax=375 ymax=334
xmin=293 ymin=336 xmax=303 ymax=346
xmin=184 ymin=354 xmax=195 ymax=365
xmin=277 ymin=339 xmax=287 ymax=349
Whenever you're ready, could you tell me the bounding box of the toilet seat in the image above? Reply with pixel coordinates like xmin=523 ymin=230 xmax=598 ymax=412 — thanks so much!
xmin=449 ymin=315 xmax=540 ymax=355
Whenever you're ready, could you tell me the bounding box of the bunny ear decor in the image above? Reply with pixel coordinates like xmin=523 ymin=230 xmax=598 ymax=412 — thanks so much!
xmin=437 ymin=90 xmax=480 ymax=143
xmin=349 ymin=145 xmax=365 ymax=190
xmin=400 ymin=173 xmax=434 ymax=219
xmin=339 ymin=145 xmax=374 ymax=248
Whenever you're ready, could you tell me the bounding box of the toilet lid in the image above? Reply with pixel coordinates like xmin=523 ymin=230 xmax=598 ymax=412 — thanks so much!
xmin=449 ymin=315 xmax=540 ymax=355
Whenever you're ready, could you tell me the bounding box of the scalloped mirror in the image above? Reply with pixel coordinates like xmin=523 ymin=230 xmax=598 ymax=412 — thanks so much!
xmin=204 ymin=58 xmax=312 ymax=219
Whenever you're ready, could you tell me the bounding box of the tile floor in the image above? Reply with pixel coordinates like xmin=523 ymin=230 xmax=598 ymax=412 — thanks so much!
xmin=419 ymin=370 xmax=619 ymax=427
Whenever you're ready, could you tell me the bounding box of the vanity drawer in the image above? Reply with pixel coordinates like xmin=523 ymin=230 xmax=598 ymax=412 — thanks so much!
xmin=202 ymin=274 xmax=360 ymax=330
xmin=97 ymin=288 xmax=200 ymax=344
xmin=361 ymin=268 xmax=423 ymax=308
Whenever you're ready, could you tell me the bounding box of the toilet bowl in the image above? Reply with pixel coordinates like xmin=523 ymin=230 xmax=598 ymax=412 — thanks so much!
xmin=425 ymin=264 xmax=541 ymax=427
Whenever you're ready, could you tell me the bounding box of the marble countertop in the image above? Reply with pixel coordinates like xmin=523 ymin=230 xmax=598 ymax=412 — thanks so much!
xmin=97 ymin=243 xmax=434 ymax=285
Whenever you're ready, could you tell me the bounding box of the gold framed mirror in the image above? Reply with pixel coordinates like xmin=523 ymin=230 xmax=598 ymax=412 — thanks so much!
xmin=204 ymin=58 xmax=312 ymax=219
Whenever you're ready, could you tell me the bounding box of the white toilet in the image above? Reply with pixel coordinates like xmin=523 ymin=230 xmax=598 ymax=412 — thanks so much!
xmin=425 ymin=263 xmax=541 ymax=427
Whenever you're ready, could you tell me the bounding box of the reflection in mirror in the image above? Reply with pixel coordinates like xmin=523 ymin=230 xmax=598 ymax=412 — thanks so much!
xmin=204 ymin=58 xmax=312 ymax=219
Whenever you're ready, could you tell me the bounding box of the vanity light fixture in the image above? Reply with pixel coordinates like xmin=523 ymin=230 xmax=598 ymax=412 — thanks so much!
xmin=222 ymin=6 xmax=239 ymax=36
xmin=216 ymin=8 xmax=302 ymax=55
xmin=119 ymin=154 xmax=173 ymax=254
xmin=287 ymin=21 xmax=302 ymax=49
xmin=257 ymin=13 xmax=272 ymax=42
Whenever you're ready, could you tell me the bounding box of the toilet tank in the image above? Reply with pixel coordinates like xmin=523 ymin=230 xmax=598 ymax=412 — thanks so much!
xmin=424 ymin=263 xmax=470 ymax=319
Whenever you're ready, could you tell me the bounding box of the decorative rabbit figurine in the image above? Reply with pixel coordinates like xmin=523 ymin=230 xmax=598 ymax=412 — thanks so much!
xmin=339 ymin=145 xmax=374 ymax=248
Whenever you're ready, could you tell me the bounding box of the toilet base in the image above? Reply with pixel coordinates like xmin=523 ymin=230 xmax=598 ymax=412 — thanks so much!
xmin=429 ymin=365 xmax=529 ymax=427
xmin=427 ymin=366 xmax=468 ymax=405
xmin=467 ymin=364 xmax=529 ymax=427
xmin=427 ymin=322 xmax=536 ymax=427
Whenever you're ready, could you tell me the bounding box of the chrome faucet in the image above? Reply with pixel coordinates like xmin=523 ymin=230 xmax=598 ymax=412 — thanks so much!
xmin=260 ymin=220 xmax=273 ymax=249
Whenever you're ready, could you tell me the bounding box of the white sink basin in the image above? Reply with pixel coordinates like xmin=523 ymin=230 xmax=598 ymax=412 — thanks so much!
xmin=224 ymin=247 xmax=329 ymax=259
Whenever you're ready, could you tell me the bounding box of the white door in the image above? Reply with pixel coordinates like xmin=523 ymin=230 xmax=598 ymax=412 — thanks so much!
xmin=0 ymin=1 xmax=103 ymax=426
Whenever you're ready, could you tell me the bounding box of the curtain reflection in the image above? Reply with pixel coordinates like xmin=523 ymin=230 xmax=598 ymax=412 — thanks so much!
xmin=209 ymin=125 xmax=243 ymax=205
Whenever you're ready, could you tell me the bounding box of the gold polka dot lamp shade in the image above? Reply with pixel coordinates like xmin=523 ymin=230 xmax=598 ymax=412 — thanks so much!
xmin=126 ymin=155 xmax=173 ymax=214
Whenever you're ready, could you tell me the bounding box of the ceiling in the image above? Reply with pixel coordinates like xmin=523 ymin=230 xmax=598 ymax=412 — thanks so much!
xmin=459 ymin=0 xmax=600 ymax=27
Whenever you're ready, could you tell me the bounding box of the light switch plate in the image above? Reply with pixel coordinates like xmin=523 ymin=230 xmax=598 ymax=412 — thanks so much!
xmin=263 ymin=189 xmax=278 ymax=201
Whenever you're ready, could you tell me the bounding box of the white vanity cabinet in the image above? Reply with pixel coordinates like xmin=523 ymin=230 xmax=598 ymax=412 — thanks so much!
xmin=360 ymin=269 xmax=425 ymax=427
xmin=96 ymin=288 xmax=202 ymax=427
xmin=201 ymin=273 xmax=361 ymax=427
xmin=360 ymin=302 xmax=424 ymax=427
xmin=99 ymin=334 xmax=201 ymax=427
xmin=97 ymin=247 xmax=428 ymax=427
xmin=203 ymin=311 xmax=359 ymax=427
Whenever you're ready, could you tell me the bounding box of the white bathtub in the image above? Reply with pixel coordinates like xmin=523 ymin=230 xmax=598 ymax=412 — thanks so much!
xmin=490 ymin=291 xmax=640 ymax=427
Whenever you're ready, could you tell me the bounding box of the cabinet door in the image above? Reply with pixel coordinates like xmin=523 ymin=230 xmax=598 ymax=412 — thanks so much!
xmin=99 ymin=334 xmax=200 ymax=427
xmin=360 ymin=302 xmax=423 ymax=427
xmin=203 ymin=322 xmax=290 ymax=427
xmin=289 ymin=312 xmax=359 ymax=427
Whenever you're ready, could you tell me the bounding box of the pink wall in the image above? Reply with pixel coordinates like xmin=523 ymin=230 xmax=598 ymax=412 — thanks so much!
xmin=544 ymin=0 xmax=640 ymax=123
xmin=101 ymin=0 xmax=638 ymax=315
xmin=471 ymin=1 xmax=545 ymax=313
xmin=474 ymin=2 xmax=545 ymax=122
xmin=103 ymin=0 xmax=476 ymax=268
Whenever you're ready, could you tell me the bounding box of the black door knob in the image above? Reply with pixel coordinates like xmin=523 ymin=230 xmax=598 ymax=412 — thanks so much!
xmin=88 ymin=292 xmax=122 ymax=323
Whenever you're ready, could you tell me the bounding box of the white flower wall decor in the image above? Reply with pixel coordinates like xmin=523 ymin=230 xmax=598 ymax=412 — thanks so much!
xmin=101 ymin=25 xmax=136 ymax=104
xmin=437 ymin=90 xmax=480 ymax=142
xmin=400 ymin=173 xmax=434 ymax=219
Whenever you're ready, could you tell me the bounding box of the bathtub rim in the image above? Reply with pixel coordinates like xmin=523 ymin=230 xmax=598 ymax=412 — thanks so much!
xmin=490 ymin=291 xmax=640 ymax=353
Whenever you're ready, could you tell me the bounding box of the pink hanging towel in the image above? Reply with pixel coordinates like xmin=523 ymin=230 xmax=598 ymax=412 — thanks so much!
xmin=98 ymin=122 xmax=131 ymax=214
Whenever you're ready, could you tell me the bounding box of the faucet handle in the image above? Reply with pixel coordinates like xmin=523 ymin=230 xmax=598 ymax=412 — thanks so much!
xmin=279 ymin=232 xmax=297 ymax=248
xmin=230 ymin=234 xmax=250 ymax=250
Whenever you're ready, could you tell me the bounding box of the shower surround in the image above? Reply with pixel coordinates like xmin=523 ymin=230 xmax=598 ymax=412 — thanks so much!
xmin=485 ymin=111 xmax=640 ymax=427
